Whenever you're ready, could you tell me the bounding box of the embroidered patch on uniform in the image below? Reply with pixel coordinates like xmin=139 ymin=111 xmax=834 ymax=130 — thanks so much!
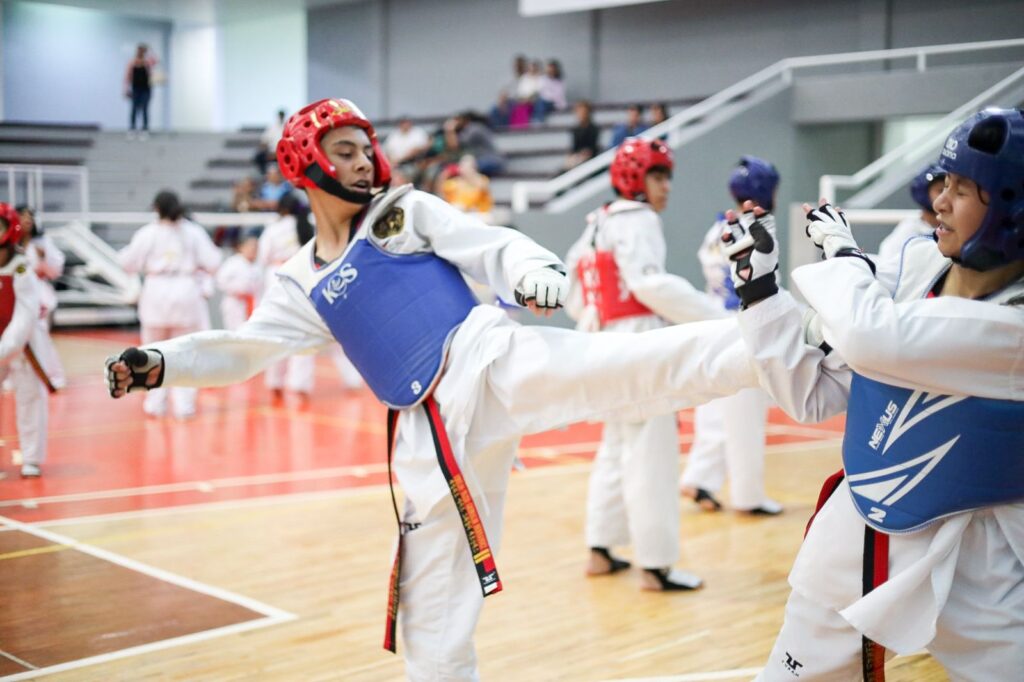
xmin=15 ymin=264 xmax=26 ymax=275
xmin=373 ymin=207 xmax=405 ymax=239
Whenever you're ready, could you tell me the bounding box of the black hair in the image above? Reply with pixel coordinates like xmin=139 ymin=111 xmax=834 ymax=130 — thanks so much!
xmin=153 ymin=190 xmax=184 ymax=221
xmin=547 ymin=59 xmax=563 ymax=80
xmin=278 ymin=193 xmax=314 ymax=245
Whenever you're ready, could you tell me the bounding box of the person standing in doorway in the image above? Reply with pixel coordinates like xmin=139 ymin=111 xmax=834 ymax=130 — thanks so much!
xmin=125 ymin=43 xmax=157 ymax=137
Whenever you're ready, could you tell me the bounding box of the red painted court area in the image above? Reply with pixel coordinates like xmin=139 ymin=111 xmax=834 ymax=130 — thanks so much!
xmin=0 ymin=330 xmax=845 ymax=524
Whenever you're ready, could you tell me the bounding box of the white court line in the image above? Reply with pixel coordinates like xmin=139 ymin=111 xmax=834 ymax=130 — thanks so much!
xmin=0 ymin=617 xmax=294 ymax=681
xmin=0 ymin=462 xmax=392 ymax=509
xmin=601 ymin=668 xmax=763 ymax=682
xmin=0 ymin=650 xmax=37 ymax=671
xmin=0 ymin=514 xmax=297 ymax=679
xmin=621 ymin=629 xmax=711 ymax=661
xmin=23 ymin=437 xmax=842 ymax=530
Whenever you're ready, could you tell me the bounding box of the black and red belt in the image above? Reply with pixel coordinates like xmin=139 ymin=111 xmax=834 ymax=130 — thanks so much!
xmin=383 ymin=395 xmax=502 ymax=653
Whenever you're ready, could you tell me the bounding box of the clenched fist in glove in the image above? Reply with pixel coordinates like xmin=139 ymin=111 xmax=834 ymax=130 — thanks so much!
xmin=105 ymin=347 xmax=165 ymax=398
xmin=515 ymin=265 xmax=568 ymax=317
xmin=803 ymin=200 xmax=876 ymax=273
xmin=721 ymin=203 xmax=779 ymax=309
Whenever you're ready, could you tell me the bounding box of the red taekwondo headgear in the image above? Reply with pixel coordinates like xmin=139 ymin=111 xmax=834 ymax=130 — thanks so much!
xmin=276 ymin=98 xmax=392 ymax=204
xmin=610 ymin=137 xmax=673 ymax=202
xmin=0 ymin=203 xmax=22 ymax=247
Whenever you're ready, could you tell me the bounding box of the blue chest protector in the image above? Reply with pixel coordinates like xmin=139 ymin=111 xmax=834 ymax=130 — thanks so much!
xmin=843 ymin=373 xmax=1024 ymax=533
xmin=308 ymin=239 xmax=478 ymax=409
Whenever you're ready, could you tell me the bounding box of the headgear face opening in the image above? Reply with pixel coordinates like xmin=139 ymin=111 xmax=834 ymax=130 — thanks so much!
xmin=728 ymin=156 xmax=780 ymax=211
xmin=276 ymin=98 xmax=392 ymax=204
xmin=937 ymin=107 xmax=1024 ymax=271
xmin=610 ymin=138 xmax=674 ymax=202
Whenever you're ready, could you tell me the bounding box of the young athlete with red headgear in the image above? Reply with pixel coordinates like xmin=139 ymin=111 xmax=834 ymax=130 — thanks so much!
xmin=681 ymin=155 xmax=782 ymax=516
xmin=721 ymin=108 xmax=1024 ymax=680
xmin=104 ymin=99 xmax=762 ymax=679
xmin=565 ymin=137 xmax=727 ymax=590
xmin=0 ymin=203 xmax=55 ymax=478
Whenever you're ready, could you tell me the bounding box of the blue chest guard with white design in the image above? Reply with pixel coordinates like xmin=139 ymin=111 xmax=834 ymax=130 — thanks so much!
xmin=309 ymin=238 xmax=478 ymax=409
xmin=843 ymin=373 xmax=1024 ymax=533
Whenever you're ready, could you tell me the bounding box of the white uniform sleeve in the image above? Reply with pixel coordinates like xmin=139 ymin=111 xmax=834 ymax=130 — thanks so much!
xmin=117 ymin=224 xmax=152 ymax=274
xmin=0 ymin=269 xmax=41 ymax=362
xmin=407 ymin=192 xmax=563 ymax=305
xmin=610 ymin=210 xmax=727 ymax=324
xmin=793 ymin=257 xmax=1024 ymax=400
xmin=562 ymin=227 xmax=595 ymax=323
xmin=148 ymin=278 xmax=333 ymax=388
xmin=737 ymin=290 xmax=852 ymax=423
xmin=34 ymin=235 xmax=66 ymax=280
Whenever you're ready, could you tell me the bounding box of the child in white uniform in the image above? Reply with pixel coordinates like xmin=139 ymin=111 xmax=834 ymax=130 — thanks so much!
xmin=106 ymin=98 xmax=760 ymax=681
xmin=118 ymin=191 xmax=222 ymax=419
xmin=17 ymin=206 xmax=66 ymax=390
xmin=216 ymin=232 xmax=261 ymax=331
xmin=0 ymin=204 xmax=51 ymax=478
xmin=681 ymin=156 xmax=781 ymax=515
xmin=566 ymin=137 xmax=725 ymax=590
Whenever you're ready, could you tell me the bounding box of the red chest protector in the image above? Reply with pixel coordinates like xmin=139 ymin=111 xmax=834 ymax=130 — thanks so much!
xmin=0 ymin=274 xmax=16 ymax=335
xmin=576 ymin=209 xmax=652 ymax=326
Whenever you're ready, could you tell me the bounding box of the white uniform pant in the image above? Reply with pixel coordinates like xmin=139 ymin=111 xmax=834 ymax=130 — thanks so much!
xmin=1 ymin=358 xmax=49 ymax=466
xmin=584 ymin=413 xmax=681 ymax=568
xmin=34 ymin=318 xmax=66 ymax=389
xmin=681 ymin=388 xmax=770 ymax=509
xmin=758 ymin=507 xmax=1024 ymax=681
xmin=142 ymin=325 xmax=200 ymax=417
xmin=394 ymin=320 xmax=752 ymax=680
xmin=264 ymin=353 xmax=315 ymax=394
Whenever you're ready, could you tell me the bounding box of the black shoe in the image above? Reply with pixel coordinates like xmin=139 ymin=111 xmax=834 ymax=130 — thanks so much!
xmin=643 ymin=567 xmax=703 ymax=591
xmin=694 ymin=487 xmax=723 ymax=511
xmin=588 ymin=546 xmax=631 ymax=575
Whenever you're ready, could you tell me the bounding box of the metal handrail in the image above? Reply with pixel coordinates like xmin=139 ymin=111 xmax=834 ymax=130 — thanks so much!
xmin=511 ymin=37 xmax=1024 ymax=213
xmin=820 ymin=65 xmax=1024 ymax=204
xmin=0 ymin=163 xmax=90 ymax=216
xmin=40 ymin=211 xmax=280 ymax=229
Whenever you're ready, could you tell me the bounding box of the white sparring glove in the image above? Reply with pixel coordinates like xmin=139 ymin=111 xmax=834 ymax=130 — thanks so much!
xmin=721 ymin=209 xmax=779 ymax=309
xmin=804 ymin=203 xmax=876 ymax=273
xmin=105 ymin=347 xmax=165 ymax=398
xmin=515 ymin=266 xmax=568 ymax=311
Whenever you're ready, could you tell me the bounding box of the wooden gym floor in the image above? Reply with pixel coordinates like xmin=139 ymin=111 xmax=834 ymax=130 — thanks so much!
xmin=0 ymin=331 xmax=946 ymax=681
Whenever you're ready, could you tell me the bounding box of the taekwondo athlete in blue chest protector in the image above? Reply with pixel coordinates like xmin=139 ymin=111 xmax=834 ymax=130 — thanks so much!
xmin=720 ymin=107 xmax=1024 ymax=682
xmin=105 ymin=98 xmax=761 ymax=681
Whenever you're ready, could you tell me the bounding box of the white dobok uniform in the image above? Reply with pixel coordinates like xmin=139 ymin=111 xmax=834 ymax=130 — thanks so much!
xmin=877 ymin=213 xmax=935 ymax=264
xmin=118 ymin=218 xmax=222 ymax=418
xmin=739 ymin=237 xmax=1024 ymax=681
xmin=140 ymin=185 xmax=756 ymax=681
xmin=257 ymin=214 xmax=315 ymax=393
xmin=215 ymin=253 xmax=261 ymax=331
xmin=566 ymin=200 xmax=727 ymax=568
xmin=25 ymin=234 xmax=67 ymax=389
xmin=0 ymin=254 xmax=50 ymax=468
xmin=681 ymin=219 xmax=773 ymax=510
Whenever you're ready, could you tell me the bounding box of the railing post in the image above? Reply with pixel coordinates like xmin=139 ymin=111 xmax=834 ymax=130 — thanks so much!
xmin=80 ymin=168 xmax=90 ymax=220
xmin=916 ymin=52 xmax=927 ymax=72
xmin=512 ymin=182 xmax=528 ymax=214
xmin=781 ymin=67 xmax=793 ymax=85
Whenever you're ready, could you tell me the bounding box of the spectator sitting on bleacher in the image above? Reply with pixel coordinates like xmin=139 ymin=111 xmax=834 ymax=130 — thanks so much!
xmin=510 ymin=59 xmax=543 ymax=128
xmin=649 ymin=102 xmax=669 ymax=126
xmin=562 ymin=100 xmax=600 ymax=172
xmin=384 ymin=116 xmax=430 ymax=166
xmin=534 ymin=59 xmax=567 ymax=122
xmin=490 ymin=91 xmax=513 ymax=129
xmin=440 ymin=155 xmax=494 ymax=221
xmin=251 ymin=166 xmax=293 ymax=211
xmin=254 ymin=109 xmax=286 ymax=176
xmin=232 ymin=176 xmax=259 ymax=212
xmin=445 ymin=111 xmax=506 ymax=177
xmin=609 ymin=104 xmax=648 ymax=149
